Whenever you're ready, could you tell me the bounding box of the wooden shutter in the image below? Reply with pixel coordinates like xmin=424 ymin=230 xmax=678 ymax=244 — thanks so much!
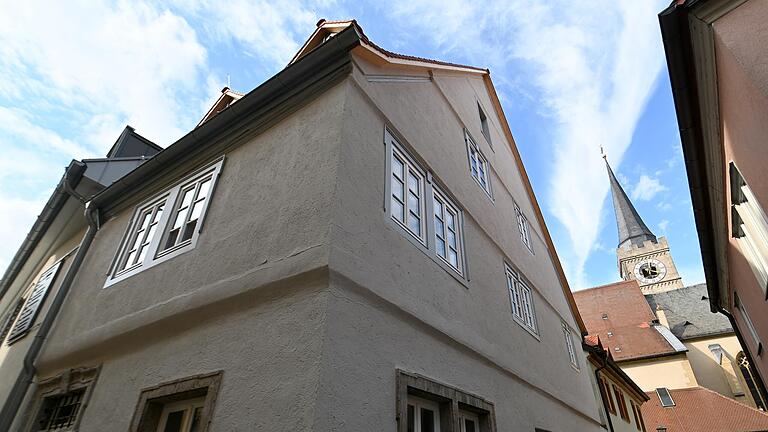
xmin=0 ymin=298 xmax=25 ymax=342
xmin=6 ymin=261 xmax=63 ymax=344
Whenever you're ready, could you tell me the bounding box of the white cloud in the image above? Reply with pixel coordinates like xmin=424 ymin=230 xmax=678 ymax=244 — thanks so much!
xmin=658 ymin=219 xmax=670 ymax=233
xmin=0 ymin=193 xmax=49 ymax=275
xmin=631 ymin=174 xmax=668 ymax=201
xmin=387 ymin=0 xmax=666 ymax=288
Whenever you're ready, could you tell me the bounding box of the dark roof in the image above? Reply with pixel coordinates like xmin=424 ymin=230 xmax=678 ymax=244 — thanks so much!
xmin=645 ymin=284 xmax=732 ymax=340
xmin=574 ymin=280 xmax=679 ymax=361
xmin=642 ymin=386 xmax=768 ymax=432
xmin=605 ymin=158 xmax=657 ymax=249
xmin=106 ymin=126 xmax=163 ymax=158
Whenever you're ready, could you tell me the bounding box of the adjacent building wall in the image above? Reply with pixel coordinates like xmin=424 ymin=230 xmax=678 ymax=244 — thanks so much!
xmin=714 ymin=0 xmax=768 ymax=383
xmin=684 ymin=335 xmax=755 ymax=406
xmin=621 ymin=354 xmax=698 ymax=391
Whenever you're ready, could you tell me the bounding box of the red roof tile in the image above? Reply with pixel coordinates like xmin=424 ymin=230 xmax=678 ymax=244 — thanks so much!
xmin=574 ymin=280 xmax=677 ymax=361
xmin=642 ymin=387 xmax=768 ymax=431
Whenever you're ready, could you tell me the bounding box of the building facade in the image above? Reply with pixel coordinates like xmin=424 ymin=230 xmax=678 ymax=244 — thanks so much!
xmin=660 ymin=0 xmax=768 ymax=405
xmin=0 ymin=20 xmax=606 ymax=431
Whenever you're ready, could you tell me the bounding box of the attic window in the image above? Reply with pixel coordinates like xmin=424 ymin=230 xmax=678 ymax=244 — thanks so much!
xmin=602 ymin=313 xmax=609 ymax=320
xmin=478 ymin=103 xmax=492 ymax=146
xmin=614 ymin=346 xmax=621 ymax=352
xmin=683 ymin=321 xmax=692 ymax=326
xmin=701 ymin=295 xmax=708 ymax=301
xmin=607 ymin=331 xmax=613 ymax=337
xmin=656 ymin=388 xmax=675 ymax=407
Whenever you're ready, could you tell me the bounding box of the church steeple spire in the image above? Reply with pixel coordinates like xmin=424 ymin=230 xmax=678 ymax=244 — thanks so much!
xmin=604 ymin=155 xmax=657 ymax=249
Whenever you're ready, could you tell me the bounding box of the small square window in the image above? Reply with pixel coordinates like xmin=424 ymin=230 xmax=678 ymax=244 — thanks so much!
xmin=36 ymin=389 xmax=85 ymax=431
xmin=478 ymin=103 xmax=492 ymax=146
xmin=24 ymin=366 xmax=100 ymax=432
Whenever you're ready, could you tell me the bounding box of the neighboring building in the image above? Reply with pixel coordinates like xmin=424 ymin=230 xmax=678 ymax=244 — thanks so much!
xmin=0 ymin=20 xmax=606 ymax=431
xmin=642 ymin=387 xmax=768 ymax=432
xmin=0 ymin=126 xmax=161 ymax=423
xmin=659 ymin=0 xmax=768 ymax=406
xmin=584 ymin=335 xmax=650 ymax=432
xmin=574 ymin=155 xmax=767 ymax=412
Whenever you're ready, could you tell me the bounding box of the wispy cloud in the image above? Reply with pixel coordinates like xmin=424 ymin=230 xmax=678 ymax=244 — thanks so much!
xmin=387 ymin=0 xmax=666 ymax=288
xmin=632 ymin=174 xmax=668 ymax=201
xmin=658 ymin=219 xmax=670 ymax=233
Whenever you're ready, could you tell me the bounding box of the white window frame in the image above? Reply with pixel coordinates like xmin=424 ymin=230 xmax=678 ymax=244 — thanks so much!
xmin=735 ymin=292 xmax=762 ymax=355
xmin=505 ymin=264 xmax=538 ymax=336
xmin=156 ymin=397 xmax=205 ymax=432
xmin=432 ymin=187 xmax=464 ymax=275
xmin=562 ymin=322 xmax=579 ymax=369
xmin=407 ymin=395 xmax=441 ymax=432
xmin=385 ymin=129 xmax=467 ymax=279
xmin=514 ymin=202 xmax=534 ymax=254
xmin=105 ymin=158 xmax=224 ymax=287
xmin=459 ymin=410 xmax=480 ymax=432
xmin=390 ymin=142 xmax=428 ymax=245
xmin=464 ymin=132 xmax=491 ymax=197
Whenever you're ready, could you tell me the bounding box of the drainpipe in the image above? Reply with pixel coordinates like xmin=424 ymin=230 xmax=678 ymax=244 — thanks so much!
xmin=0 ymin=202 xmax=100 ymax=431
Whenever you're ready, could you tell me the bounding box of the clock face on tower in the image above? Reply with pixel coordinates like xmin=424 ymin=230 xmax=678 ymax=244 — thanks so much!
xmin=633 ymin=259 xmax=667 ymax=284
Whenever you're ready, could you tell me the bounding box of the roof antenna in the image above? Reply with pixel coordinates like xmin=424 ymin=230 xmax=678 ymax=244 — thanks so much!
xmin=600 ymin=145 xmax=608 ymax=161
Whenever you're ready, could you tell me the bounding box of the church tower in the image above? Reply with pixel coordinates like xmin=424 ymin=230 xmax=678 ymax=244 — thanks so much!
xmin=605 ymin=157 xmax=684 ymax=293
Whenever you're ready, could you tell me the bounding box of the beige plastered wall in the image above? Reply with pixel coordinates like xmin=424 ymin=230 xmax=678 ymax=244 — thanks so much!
xmin=621 ymin=354 xmax=698 ymax=391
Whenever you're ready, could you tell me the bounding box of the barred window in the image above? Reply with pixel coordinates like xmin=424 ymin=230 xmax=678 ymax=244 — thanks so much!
xmin=37 ymin=390 xmax=84 ymax=431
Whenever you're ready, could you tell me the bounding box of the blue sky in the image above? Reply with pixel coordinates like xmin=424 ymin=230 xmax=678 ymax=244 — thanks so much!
xmin=0 ymin=0 xmax=703 ymax=290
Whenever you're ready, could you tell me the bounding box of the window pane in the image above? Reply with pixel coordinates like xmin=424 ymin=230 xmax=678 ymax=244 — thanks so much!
xmin=449 ymin=249 xmax=458 ymax=267
xmin=163 ymin=409 xmax=185 ymax=432
xmin=421 ymin=407 xmax=435 ymax=432
xmin=408 ymin=193 xmax=420 ymax=217
xmin=434 ymin=198 xmax=443 ymax=215
xmin=434 ymin=218 xmax=444 ymax=238
xmin=407 ymin=405 xmax=415 ymax=432
xmin=197 ymin=178 xmax=212 ymax=200
xmin=189 ymin=406 xmax=203 ymax=432
xmin=447 ymin=231 xmax=457 ymax=249
xmin=408 ymin=213 xmax=421 ymax=235
xmin=392 ymin=177 xmax=405 ymax=200
xmin=436 ymin=238 xmax=446 ymax=257
xmin=179 ymin=188 xmax=194 ymax=209
xmin=465 ymin=419 xmax=476 ymax=432
xmin=393 ymin=156 xmax=405 ymax=180
xmin=407 ymin=172 xmax=419 ymax=194
xmin=446 ymin=212 xmax=454 ymax=229
xmin=392 ymin=199 xmax=405 ymax=222
xmin=181 ymin=220 xmax=198 ymax=242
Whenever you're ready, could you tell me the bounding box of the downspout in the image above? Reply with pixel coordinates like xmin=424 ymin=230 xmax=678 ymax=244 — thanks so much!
xmin=0 ymin=201 xmax=100 ymax=431
xmin=718 ymin=305 xmax=768 ymax=408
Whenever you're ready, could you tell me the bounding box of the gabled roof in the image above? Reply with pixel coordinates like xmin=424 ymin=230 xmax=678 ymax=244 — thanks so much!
xmin=197 ymin=87 xmax=244 ymax=127
xmin=645 ymin=283 xmax=733 ymax=340
xmin=574 ymin=280 xmax=681 ymax=361
xmin=605 ymin=157 xmax=656 ymax=249
xmin=290 ymin=19 xmax=487 ymax=74
xmin=642 ymin=386 xmax=768 ymax=432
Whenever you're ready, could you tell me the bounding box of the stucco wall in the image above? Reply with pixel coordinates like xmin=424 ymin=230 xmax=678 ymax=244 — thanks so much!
xmin=325 ymin=57 xmax=602 ymax=428
xmin=714 ymin=0 xmax=768 ymax=382
xmin=621 ymin=354 xmax=698 ymax=391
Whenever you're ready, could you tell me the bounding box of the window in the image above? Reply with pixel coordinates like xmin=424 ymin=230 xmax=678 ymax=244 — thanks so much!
xmin=108 ymin=159 xmax=223 ymax=286
xmin=730 ymin=163 xmax=768 ymax=298
xmin=600 ymin=378 xmax=616 ymax=414
xmin=25 ymin=366 xmax=99 ymax=432
xmin=630 ymin=401 xmax=642 ymax=431
xmin=562 ymin=322 xmax=578 ymax=368
xmin=614 ymin=384 xmax=629 ymax=421
xmin=391 ymin=145 xmax=427 ymax=242
xmin=514 ymin=202 xmax=533 ymax=253
xmin=7 ymin=260 xmax=63 ymax=344
xmin=407 ymin=396 xmax=441 ymax=432
xmin=735 ymin=292 xmax=762 ymax=355
xmin=478 ymin=103 xmax=491 ymax=146
xmin=433 ymin=188 xmax=463 ymax=273
xmin=459 ymin=411 xmax=479 ymax=432
xmin=396 ymin=370 xmax=496 ymax=432
xmin=157 ymin=398 xmax=204 ymax=432
xmin=130 ymin=371 xmax=222 ymax=432
xmin=465 ymin=132 xmax=491 ymax=196
xmin=656 ymin=387 xmax=675 ymax=407
xmin=0 ymin=297 xmax=25 ymax=342
xmin=505 ymin=265 xmax=537 ymax=335
xmin=385 ymin=130 xmax=466 ymax=278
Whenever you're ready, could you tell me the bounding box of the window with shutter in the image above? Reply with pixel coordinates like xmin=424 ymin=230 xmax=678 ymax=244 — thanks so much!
xmin=7 ymin=260 xmax=63 ymax=344
xmin=0 ymin=297 xmax=25 ymax=343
